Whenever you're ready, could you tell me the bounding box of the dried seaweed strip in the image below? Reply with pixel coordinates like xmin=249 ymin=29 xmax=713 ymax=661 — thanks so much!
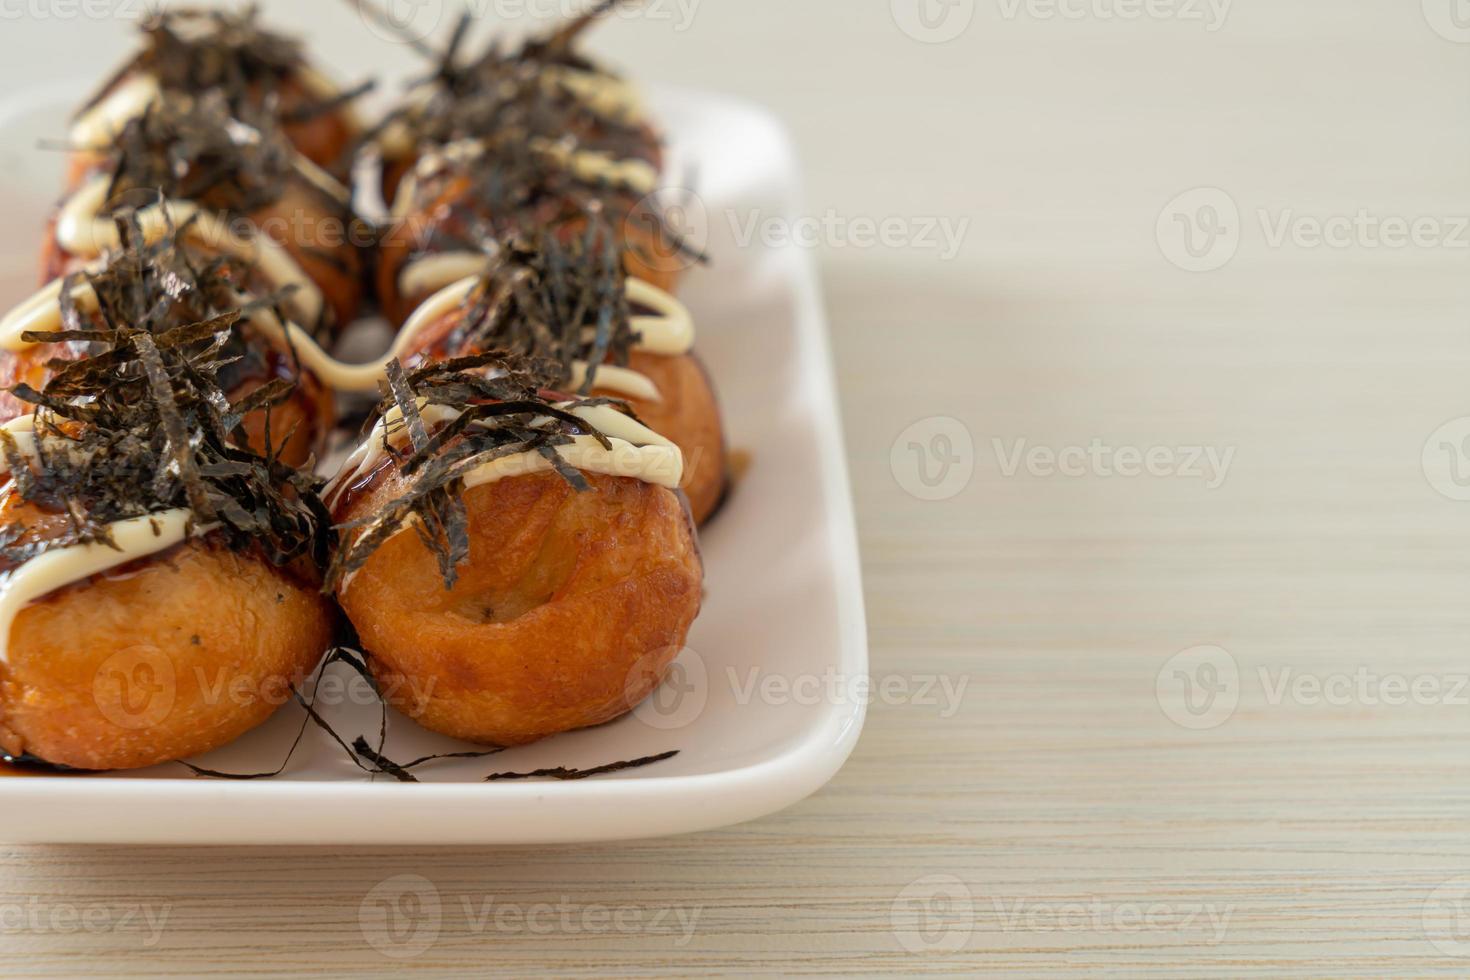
xmin=482 ymin=750 xmax=679 ymax=782
xmin=326 ymin=352 xmax=641 ymax=590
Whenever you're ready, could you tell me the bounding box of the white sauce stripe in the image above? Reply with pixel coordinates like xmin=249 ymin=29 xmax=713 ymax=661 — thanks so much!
xmin=71 ymin=65 xmax=359 ymax=151
xmin=626 ymin=278 xmax=695 ymax=355
xmin=55 ymin=176 xmax=325 ymax=326
xmin=396 ymin=271 xmax=693 ymax=394
xmin=0 ymin=272 xmax=670 ymax=402
xmin=0 ymin=278 xmax=98 ymax=352
xmin=398 ymin=251 xmax=489 ymax=300
xmin=543 ymin=66 xmax=645 ymax=122
xmin=0 ymin=509 xmax=197 ymax=664
xmin=569 ymin=361 xmax=661 ymax=403
xmin=326 ymin=398 xmax=681 ymax=508
xmin=0 ymin=276 xmax=399 ymax=393
xmin=69 ymin=73 xmax=162 ymax=148
xmin=0 ymin=417 xmax=218 ymax=663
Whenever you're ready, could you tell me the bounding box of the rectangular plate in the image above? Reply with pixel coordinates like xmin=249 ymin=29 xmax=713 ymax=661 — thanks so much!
xmin=0 ymin=86 xmax=867 ymax=844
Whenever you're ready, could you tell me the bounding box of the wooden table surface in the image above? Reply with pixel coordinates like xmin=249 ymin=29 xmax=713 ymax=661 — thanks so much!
xmin=5 ymin=0 xmax=1470 ymax=975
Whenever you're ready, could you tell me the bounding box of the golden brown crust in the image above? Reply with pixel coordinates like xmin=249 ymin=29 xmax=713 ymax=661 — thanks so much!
xmin=338 ymin=470 xmax=703 ymax=746
xmin=249 ymin=181 xmax=363 ymax=331
xmin=274 ymin=73 xmax=357 ymax=175
xmin=595 ymin=351 xmax=726 ymax=525
xmin=0 ymin=539 xmax=334 ymax=771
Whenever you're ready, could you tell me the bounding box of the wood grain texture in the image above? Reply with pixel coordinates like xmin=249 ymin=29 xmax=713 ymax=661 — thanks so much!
xmin=4 ymin=0 xmax=1470 ymax=975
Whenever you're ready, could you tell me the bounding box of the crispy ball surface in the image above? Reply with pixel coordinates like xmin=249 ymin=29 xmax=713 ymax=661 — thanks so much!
xmin=0 ymin=538 xmax=334 ymax=771
xmin=594 ymin=351 xmax=727 ymax=525
xmin=338 ymin=471 xmax=703 ymax=746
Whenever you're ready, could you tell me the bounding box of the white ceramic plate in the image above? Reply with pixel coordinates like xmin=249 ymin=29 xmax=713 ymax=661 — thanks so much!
xmin=0 ymin=86 xmax=867 ymax=844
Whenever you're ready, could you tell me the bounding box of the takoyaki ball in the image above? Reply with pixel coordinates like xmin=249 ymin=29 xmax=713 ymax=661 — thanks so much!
xmin=0 ymin=500 xmax=334 ymax=772
xmin=336 ymin=470 xmax=703 ymax=747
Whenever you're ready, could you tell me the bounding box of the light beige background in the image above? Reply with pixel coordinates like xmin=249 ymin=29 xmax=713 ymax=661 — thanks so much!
xmin=5 ymin=0 xmax=1470 ymax=975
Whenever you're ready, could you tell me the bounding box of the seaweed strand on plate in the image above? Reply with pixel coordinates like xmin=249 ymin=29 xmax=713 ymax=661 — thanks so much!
xmin=0 ymin=209 xmax=336 ymax=772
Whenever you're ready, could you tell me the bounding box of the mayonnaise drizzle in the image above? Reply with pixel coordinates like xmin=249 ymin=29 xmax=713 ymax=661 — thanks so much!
xmin=530 ymin=137 xmax=658 ymax=194
xmin=398 ymin=250 xmax=488 ymax=300
xmin=542 ymin=66 xmax=644 ymax=123
xmin=378 ymin=66 xmax=645 ymax=161
xmin=396 ymin=273 xmax=691 ymax=400
xmin=0 ymin=275 xmax=406 ymax=394
xmin=69 ymin=73 xmax=162 ymax=148
xmin=70 ymin=64 xmax=361 ymax=152
xmin=388 ymin=129 xmax=658 ymax=224
xmin=0 ymin=277 xmax=98 ymax=352
xmin=54 ymin=176 xmax=326 ymax=327
xmin=326 ymin=399 xmax=682 ymax=516
xmin=0 ymin=417 xmax=206 ymax=664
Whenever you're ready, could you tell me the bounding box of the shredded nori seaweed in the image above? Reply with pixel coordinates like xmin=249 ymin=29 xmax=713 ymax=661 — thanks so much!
xmin=432 ymin=221 xmax=637 ymax=394
xmin=95 ymin=94 xmax=297 ymax=220
xmin=0 ymin=210 xmax=327 ymax=571
xmin=76 ymin=5 xmax=368 ymax=138
xmin=370 ymin=0 xmax=708 ymax=291
xmin=326 ymin=350 xmax=632 ymax=592
xmin=483 ymin=750 xmax=679 ymax=781
xmin=366 ymin=0 xmax=639 ymax=153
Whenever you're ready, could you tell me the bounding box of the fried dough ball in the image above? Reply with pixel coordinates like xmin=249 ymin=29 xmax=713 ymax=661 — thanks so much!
xmin=337 ymin=470 xmax=703 ymax=746
xmin=0 ymin=530 xmax=334 ymax=772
